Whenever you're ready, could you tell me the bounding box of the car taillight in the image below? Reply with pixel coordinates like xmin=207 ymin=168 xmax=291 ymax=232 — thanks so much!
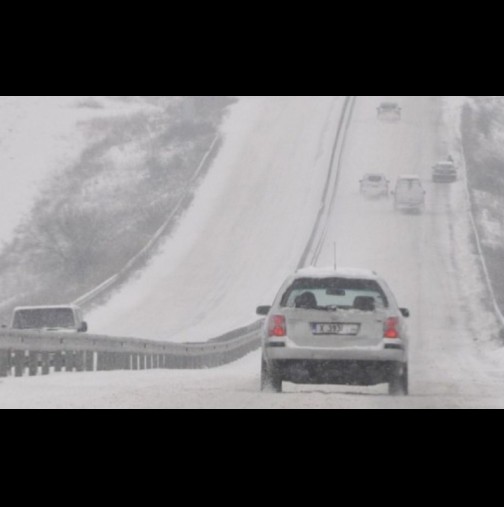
xmin=384 ymin=317 xmax=400 ymax=339
xmin=268 ymin=315 xmax=287 ymax=338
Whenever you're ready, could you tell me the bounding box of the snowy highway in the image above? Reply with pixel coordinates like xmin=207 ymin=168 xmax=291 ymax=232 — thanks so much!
xmin=89 ymin=97 xmax=346 ymax=342
xmin=2 ymin=96 xmax=504 ymax=409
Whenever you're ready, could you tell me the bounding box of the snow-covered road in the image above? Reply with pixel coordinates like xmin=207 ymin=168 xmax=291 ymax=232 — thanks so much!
xmin=2 ymin=96 xmax=504 ymax=409
xmin=89 ymin=97 xmax=345 ymax=342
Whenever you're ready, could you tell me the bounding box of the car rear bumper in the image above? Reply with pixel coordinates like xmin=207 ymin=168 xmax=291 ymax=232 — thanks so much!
xmin=395 ymin=201 xmax=424 ymax=210
xmin=433 ymin=173 xmax=457 ymax=182
xmin=266 ymin=358 xmax=406 ymax=386
xmin=264 ymin=345 xmax=405 ymax=362
xmin=361 ymin=188 xmax=388 ymax=196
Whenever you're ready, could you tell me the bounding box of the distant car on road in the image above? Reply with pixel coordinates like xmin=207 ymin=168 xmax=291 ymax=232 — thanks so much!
xmin=360 ymin=173 xmax=390 ymax=198
xmin=432 ymin=160 xmax=458 ymax=183
xmin=377 ymin=101 xmax=402 ymax=121
xmin=393 ymin=175 xmax=426 ymax=213
xmin=257 ymin=267 xmax=410 ymax=395
xmin=10 ymin=305 xmax=88 ymax=333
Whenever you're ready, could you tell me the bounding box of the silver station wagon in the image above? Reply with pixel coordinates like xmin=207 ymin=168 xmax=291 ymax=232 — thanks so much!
xmin=257 ymin=267 xmax=410 ymax=395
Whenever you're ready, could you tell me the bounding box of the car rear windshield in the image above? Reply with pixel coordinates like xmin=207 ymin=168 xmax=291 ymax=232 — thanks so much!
xmin=280 ymin=278 xmax=389 ymax=310
xmin=397 ymin=179 xmax=422 ymax=191
xmin=366 ymin=175 xmax=384 ymax=183
xmin=13 ymin=308 xmax=76 ymax=330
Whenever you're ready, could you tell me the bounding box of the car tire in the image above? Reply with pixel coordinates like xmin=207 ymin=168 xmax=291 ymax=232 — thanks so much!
xmin=261 ymin=358 xmax=282 ymax=393
xmin=389 ymin=364 xmax=409 ymax=396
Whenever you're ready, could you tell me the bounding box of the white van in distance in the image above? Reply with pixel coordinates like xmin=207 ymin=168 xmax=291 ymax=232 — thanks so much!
xmin=393 ymin=175 xmax=426 ymax=213
xmin=10 ymin=305 xmax=88 ymax=333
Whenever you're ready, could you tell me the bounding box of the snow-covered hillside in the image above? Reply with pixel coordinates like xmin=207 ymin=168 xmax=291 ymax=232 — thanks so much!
xmin=0 ymin=96 xmax=161 ymax=244
xmin=0 ymin=96 xmax=229 ymax=315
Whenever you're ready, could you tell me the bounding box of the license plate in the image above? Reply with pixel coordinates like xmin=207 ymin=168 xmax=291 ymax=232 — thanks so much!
xmin=311 ymin=323 xmax=360 ymax=336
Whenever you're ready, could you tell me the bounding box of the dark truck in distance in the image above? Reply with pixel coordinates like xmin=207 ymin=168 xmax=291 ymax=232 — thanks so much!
xmin=10 ymin=305 xmax=88 ymax=333
xmin=432 ymin=160 xmax=458 ymax=183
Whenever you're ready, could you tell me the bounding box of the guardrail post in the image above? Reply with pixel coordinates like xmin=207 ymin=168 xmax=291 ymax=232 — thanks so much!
xmin=187 ymin=355 xmax=196 ymax=369
xmin=195 ymin=354 xmax=203 ymax=368
xmin=85 ymin=351 xmax=94 ymax=372
xmin=108 ymin=352 xmax=115 ymax=370
xmin=120 ymin=353 xmax=128 ymax=370
xmin=104 ymin=352 xmax=114 ymax=371
xmin=97 ymin=352 xmax=107 ymax=371
xmin=116 ymin=352 xmax=124 ymax=370
xmin=180 ymin=355 xmax=189 ymax=369
xmin=199 ymin=354 xmax=207 ymax=369
xmin=0 ymin=350 xmax=9 ymax=377
xmin=41 ymin=352 xmax=50 ymax=375
xmin=108 ymin=352 xmax=116 ymax=370
xmin=116 ymin=353 xmax=122 ymax=370
xmin=75 ymin=351 xmax=85 ymax=372
xmin=65 ymin=351 xmax=75 ymax=372
xmin=160 ymin=354 xmax=165 ymax=368
xmin=213 ymin=352 xmax=223 ymax=368
xmin=54 ymin=352 xmax=64 ymax=372
xmin=96 ymin=352 xmax=103 ymax=371
xmin=28 ymin=351 xmax=38 ymax=376
xmin=14 ymin=350 xmax=25 ymax=377
xmin=192 ymin=354 xmax=200 ymax=369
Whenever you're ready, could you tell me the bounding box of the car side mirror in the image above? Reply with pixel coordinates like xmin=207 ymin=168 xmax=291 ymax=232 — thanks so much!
xmin=79 ymin=322 xmax=88 ymax=333
xmin=400 ymin=308 xmax=410 ymax=318
xmin=256 ymin=306 xmax=272 ymax=316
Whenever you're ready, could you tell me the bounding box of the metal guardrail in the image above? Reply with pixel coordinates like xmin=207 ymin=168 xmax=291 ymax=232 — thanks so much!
xmin=0 ymin=96 xmax=354 ymax=378
xmin=0 ymin=321 xmax=263 ymax=378
xmin=299 ymin=96 xmax=356 ymax=268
